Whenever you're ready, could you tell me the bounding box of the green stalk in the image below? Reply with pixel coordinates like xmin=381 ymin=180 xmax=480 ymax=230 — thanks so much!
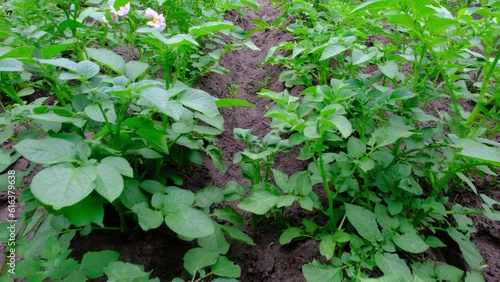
xmin=433 ymin=161 xmax=489 ymax=197
xmin=488 ymin=122 xmax=500 ymax=140
xmin=0 ymin=82 xmax=24 ymax=105
xmin=412 ymin=43 xmax=427 ymax=92
xmin=465 ymin=50 xmax=500 ymax=127
xmin=164 ymin=51 xmax=172 ymax=89
xmin=432 ymin=53 xmax=463 ymax=136
xmin=314 ymin=143 xmax=335 ymax=229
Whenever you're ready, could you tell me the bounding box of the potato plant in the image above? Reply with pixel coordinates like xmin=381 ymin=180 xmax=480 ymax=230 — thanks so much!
xmin=237 ymin=0 xmax=499 ymax=281
xmin=0 ymin=0 xmax=257 ymax=281
xmin=0 ymin=0 xmax=499 ymax=281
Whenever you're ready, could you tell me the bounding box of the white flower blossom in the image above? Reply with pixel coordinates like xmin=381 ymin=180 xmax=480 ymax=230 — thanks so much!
xmin=145 ymin=8 xmax=166 ymax=31
xmin=117 ymin=3 xmax=130 ymax=17
xmin=109 ymin=5 xmax=119 ymax=23
xmin=102 ymin=16 xmax=112 ymax=29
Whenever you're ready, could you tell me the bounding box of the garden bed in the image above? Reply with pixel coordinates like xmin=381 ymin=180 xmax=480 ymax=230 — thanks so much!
xmin=1 ymin=0 xmax=499 ymax=281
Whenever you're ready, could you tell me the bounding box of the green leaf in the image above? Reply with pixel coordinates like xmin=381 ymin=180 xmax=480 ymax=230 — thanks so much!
xmin=41 ymin=40 xmax=76 ymax=59
xmin=104 ymin=262 xmax=152 ymax=282
xmin=164 ymin=207 xmax=214 ymax=239
xmin=0 ymin=58 xmax=23 ymax=72
xmin=0 ymin=125 xmax=13 ymax=144
xmin=359 ymin=157 xmax=375 ymax=172
xmin=101 ymin=157 xmax=133 ymax=178
xmin=398 ymin=177 xmax=423 ymax=195
xmin=39 ymin=58 xmax=78 ymax=71
xmin=302 ymin=260 xmax=342 ymax=282
xmin=238 ymin=190 xmax=279 ymax=215
xmin=183 ymin=248 xmax=219 ymax=275
xmin=31 ymin=165 xmax=97 ymax=209
xmin=350 ymin=0 xmax=389 ymax=15
xmin=394 ymin=233 xmax=429 ymax=253
xmin=391 ymin=88 xmax=416 ymax=100
xmin=120 ymin=180 xmax=148 ymax=210
xmin=241 ymin=0 xmax=259 ymax=11
xmin=135 ymin=207 xmax=163 ymax=231
xmin=368 ymin=126 xmax=414 ymax=147
xmin=195 ymin=186 xmax=224 ymax=208
xmin=329 ymin=115 xmax=352 ymax=138
xmin=190 ymin=22 xmax=236 ymax=36
xmin=378 ymin=61 xmax=399 ymax=79
xmin=465 ymin=271 xmax=485 ymax=282
xmin=447 ymin=228 xmax=484 ymax=269
xmin=345 ymin=203 xmax=381 ymax=242
xmin=277 ymin=195 xmax=297 ymax=207
xmin=86 ymin=47 xmax=125 ymax=74
xmin=360 ymin=275 xmax=407 ymax=282
xmin=352 ymin=49 xmax=376 ymax=65
xmin=81 ymin=250 xmax=120 ymax=279
xmin=347 ymin=137 xmax=366 ymax=159
xmin=95 ymin=163 xmax=124 ymax=202
xmin=60 ymin=194 xmax=104 ymax=227
xmin=458 ymin=142 xmax=500 ymax=166
xmin=436 ymin=264 xmax=464 ymax=282
xmin=425 ymin=236 xmax=446 ymax=248
xmin=14 ymin=138 xmax=76 ymax=164
xmin=84 ymin=104 xmax=117 ymax=123
xmin=77 ymin=60 xmax=100 ymax=79
xmin=215 ymin=98 xmax=254 ymax=108
xmin=319 ymin=235 xmax=335 ymax=260
xmin=387 ymin=14 xmax=417 ymax=31
xmin=375 ymin=204 xmax=399 ymax=230
xmin=146 ymin=31 xmax=199 ymax=47
xmin=198 ymin=223 xmax=230 ymax=254
xmin=220 ymin=225 xmax=255 ymax=245
xmin=137 ymin=124 xmax=169 ymax=154
xmin=244 ymin=41 xmax=260 ymax=50
xmin=214 ymin=206 xmax=244 ymax=227
xmin=299 ymin=196 xmax=314 ymax=211
xmin=125 ymin=61 xmax=148 ymax=81
xmin=211 ymin=256 xmax=241 ymax=278
xmin=178 ymin=88 xmax=220 ymax=117
xmin=320 ymin=45 xmax=346 ymax=61
xmin=0 ymin=45 xmax=34 ymax=59
xmin=279 ymin=227 xmax=303 ymax=245
xmin=375 ymin=252 xmax=412 ymax=280
xmin=272 ymin=169 xmax=290 ymax=192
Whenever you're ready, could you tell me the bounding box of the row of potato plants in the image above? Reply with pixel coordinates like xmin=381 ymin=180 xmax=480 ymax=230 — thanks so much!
xmin=0 ymin=0 xmax=260 ymax=281
xmin=231 ymin=0 xmax=499 ymax=281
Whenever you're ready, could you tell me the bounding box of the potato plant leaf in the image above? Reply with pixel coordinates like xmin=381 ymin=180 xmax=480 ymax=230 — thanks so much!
xmin=95 ymin=163 xmax=124 ymax=203
xmin=14 ymin=138 xmax=76 ymax=164
xmin=81 ymin=250 xmax=120 ymax=279
xmin=86 ymin=47 xmax=125 ymax=74
xmin=183 ymin=248 xmax=219 ymax=276
xmin=345 ymin=203 xmax=382 ymax=242
xmin=279 ymin=227 xmax=303 ymax=245
xmin=164 ymin=207 xmax=214 ymax=239
xmin=31 ymin=165 xmax=97 ymax=209
xmin=374 ymin=252 xmax=412 ymax=280
xmin=238 ymin=190 xmax=279 ymax=215
xmin=393 ymin=233 xmax=429 ymax=253
xmin=302 ymin=260 xmax=342 ymax=282
xmin=211 ymin=256 xmax=241 ymax=278
xmin=190 ymin=22 xmax=236 ymax=37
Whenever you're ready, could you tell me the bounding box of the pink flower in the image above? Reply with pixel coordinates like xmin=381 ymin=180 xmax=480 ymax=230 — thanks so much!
xmin=117 ymin=3 xmax=130 ymax=17
xmin=109 ymin=5 xmax=119 ymax=23
xmin=145 ymin=8 xmax=166 ymax=31
xmin=102 ymin=16 xmax=112 ymax=29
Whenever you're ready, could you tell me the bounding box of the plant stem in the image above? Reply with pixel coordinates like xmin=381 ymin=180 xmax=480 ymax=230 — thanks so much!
xmin=314 ymin=143 xmax=335 ymax=229
xmin=465 ymin=50 xmax=500 ymax=127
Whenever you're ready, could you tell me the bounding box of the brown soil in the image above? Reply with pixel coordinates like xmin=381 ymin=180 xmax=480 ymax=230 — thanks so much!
xmin=1 ymin=0 xmax=499 ymax=281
